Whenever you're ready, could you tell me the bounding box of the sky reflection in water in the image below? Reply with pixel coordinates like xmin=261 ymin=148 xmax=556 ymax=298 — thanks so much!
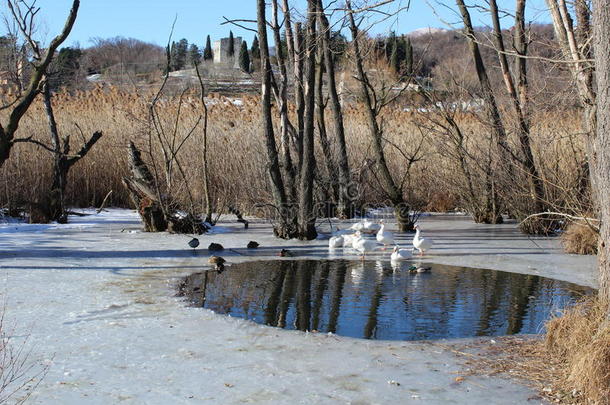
xmin=179 ymin=260 xmax=591 ymax=341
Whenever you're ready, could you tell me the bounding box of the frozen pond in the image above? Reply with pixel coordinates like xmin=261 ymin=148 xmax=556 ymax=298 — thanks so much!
xmin=178 ymin=259 xmax=592 ymax=341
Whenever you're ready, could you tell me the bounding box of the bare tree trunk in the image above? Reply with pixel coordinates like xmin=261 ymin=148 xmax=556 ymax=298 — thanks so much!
xmin=455 ymin=0 xmax=506 ymax=224
xmin=593 ymin=0 xmax=610 ymax=305
xmin=297 ymin=0 xmax=318 ymax=240
xmin=315 ymin=41 xmax=340 ymax=205
xmin=194 ymin=64 xmax=213 ymax=223
xmin=488 ymin=0 xmax=547 ymax=232
xmin=271 ymin=0 xmax=297 ymax=201
xmin=317 ymin=0 xmax=353 ymax=218
xmin=281 ymin=0 xmax=296 ymax=73
xmin=42 ymin=81 xmax=67 ymax=223
xmin=545 ymin=0 xmax=597 ymax=178
xmin=346 ymin=1 xmax=413 ymax=231
xmin=257 ymin=0 xmax=296 ymax=238
xmin=293 ymin=23 xmax=305 ymax=166
xmin=40 ymin=81 xmax=102 ymax=223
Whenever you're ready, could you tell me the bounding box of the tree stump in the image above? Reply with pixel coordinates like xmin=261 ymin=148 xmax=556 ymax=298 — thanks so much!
xmin=123 ymin=141 xmax=207 ymax=234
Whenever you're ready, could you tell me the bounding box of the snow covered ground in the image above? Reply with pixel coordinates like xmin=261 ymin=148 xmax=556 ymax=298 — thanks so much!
xmin=0 ymin=209 xmax=596 ymax=404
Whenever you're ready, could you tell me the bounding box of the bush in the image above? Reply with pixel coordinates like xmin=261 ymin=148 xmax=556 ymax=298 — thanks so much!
xmin=546 ymin=297 xmax=610 ymax=404
xmin=561 ymin=222 xmax=598 ymax=255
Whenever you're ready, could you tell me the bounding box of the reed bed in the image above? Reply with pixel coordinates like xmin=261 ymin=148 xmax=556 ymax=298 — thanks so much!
xmin=0 ymin=85 xmax=587 ymax=219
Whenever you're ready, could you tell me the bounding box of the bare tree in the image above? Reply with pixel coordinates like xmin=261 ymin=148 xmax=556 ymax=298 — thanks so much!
xmin=2 ymin=0 xmax=103 ymax=223
xmin=270 ymin=0 xmax=297 ymax=200
xmin=0 ymin=0 xmax=80 ymax=169
xmin=454 ymin=0 xmax=507 ymax=224
xmin=544 ymin=0 xmax=596 ymax=202
xmin=488 ymin=0 xmax=547 ymax=228
xmin=345 ymin=0 xmax=415 ymax=231
xmin=252 ymin=0 xmax=319 ymax=239
xmin=317 ymin=0 xmax=354 ymax=218
xmin=297 ymin=0 xmax=318 ymax=239
xmin=39 ymin=82 xmax=102 ymax=222
xmin=257 ymin=0 xmax=295 ymax=238
xmin=123 ymin=37 xmax=208 ymax=234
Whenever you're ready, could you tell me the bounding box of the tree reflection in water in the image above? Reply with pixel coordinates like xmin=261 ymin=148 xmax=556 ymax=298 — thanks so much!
xmin=178 ymin=260 xmax=592 ymax=341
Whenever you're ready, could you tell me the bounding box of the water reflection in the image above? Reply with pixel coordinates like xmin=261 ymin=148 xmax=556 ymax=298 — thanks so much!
xmin=178 ymin=260 xmax=592 ymax=341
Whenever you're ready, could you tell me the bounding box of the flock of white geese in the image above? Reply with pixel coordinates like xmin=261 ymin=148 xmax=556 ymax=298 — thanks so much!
xmin=328 ymin=219 xmax=433 ymax=262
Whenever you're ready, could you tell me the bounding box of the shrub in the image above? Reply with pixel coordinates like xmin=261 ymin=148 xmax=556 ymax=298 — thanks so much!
xmin=561 ymin=222 xmax=598 ymax=255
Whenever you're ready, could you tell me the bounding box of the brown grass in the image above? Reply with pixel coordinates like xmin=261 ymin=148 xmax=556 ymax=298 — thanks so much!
xmin=0 ymin=85 xmax=590 ymax=220
xmin=561 ymin=222 xmax=599 ymax=255
xmin=441 ymin=296 xmax=610 ymax=404
xmin=546 ymin=297 xmax=610 ymax=404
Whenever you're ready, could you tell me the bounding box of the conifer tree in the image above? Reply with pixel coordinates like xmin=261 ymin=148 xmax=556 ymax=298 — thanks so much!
xmin=404 ymin=36 xmax=413 ymax=76
xmin=390 ymin=35 xmax=400 ymax=75
xmin=170 ymin=38 xmax=188 ymax=71
xmin=188 ymin=43 xmax=201 ymax=66
xmin=203 ymin=35 xmax=213 ymax=61
xmin=385 ymin=31 xmax=396 ymax=61
xmin=238 ymin=40 xmax=250 ymax=72
xmin=228 ymin=31 xmax=235 ymax=57
xmin=250 ymin=35 xmax=260 ymax=59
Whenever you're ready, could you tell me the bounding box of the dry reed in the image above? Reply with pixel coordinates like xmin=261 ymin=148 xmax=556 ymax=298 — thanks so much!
xmin=546 ymin=297 xmax=610 ymax=404
xmin=445 ymin=297 xmax=610 ymax=404
xmin=0 ymin=85 xmax=588 ymax=224
xmin=561 ymin=222 xmax=599 ymax=255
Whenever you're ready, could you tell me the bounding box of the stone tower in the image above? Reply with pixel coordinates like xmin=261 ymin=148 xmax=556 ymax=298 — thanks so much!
xmin=213 ymin=36 xmax=243 ymax=67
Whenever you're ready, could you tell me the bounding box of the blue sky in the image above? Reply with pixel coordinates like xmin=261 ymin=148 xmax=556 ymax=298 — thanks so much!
xmin=3 ymin=1 xmax=550 ymax=49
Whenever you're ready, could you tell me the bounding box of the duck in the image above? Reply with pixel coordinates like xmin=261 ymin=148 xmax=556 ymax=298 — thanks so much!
xmin=376 ymin=220 xmax=395 ymax=249
xmin=412 ymin=224 xmax=433 ymax=256
xmin=329 ymin=234 xmax=344 ymax=249
xmin=352 ymin=231 xmax=377 ymax=260
xmin=390 ymin=260 xmax=411 ymax=272
xmin=408 ymin=264 xmax=431 ymax=273
xmin=278 ymin=249 xmax=295 ymax=257
xmin=208 ymin=242 xmax=224 ymax=251
xmin=390 ymin=246 xmax=412 ymax=262
xmin=188 ymin=238 xmax=200 ymax=249
xmin=208 ymin=256 xmax=226 ymax=273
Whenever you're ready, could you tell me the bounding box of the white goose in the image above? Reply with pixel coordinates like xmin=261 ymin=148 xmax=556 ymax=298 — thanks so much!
xmin=329 ymin=234 xmax=344 ymax=249
xmin=376 ymin=220 xmax=395 ymax=249
xmin=328 ymin=227 xmax=344 ymax=249
xmin=362 ymin=219 xmax=381 ymax=234
xmin=350 ymin=221 xmax=365 ymax=232
xmin=391 ymin=246 xmax=412 ymax=262
xmin=352 ymin=231 xmax=377 ymax=260
xmin=342 ymin=233 xmax=356 ymax=248
xmin=413 ymin=224 xmax=433 ymax=256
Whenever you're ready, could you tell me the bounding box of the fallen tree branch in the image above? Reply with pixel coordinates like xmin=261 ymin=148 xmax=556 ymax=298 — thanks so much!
xmin=521 ymin=211 xmax=600 ymax=232
xmin=96 ymin=190 xmax=113 ymax=214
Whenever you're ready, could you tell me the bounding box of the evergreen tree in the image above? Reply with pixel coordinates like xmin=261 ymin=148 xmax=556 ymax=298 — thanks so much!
xmin=329 ymin=31 xmax=348 ymax=60
xmin=385 ymin=31 xmax=396 ymax=61
xmin=238 ymin=40 xmax=250 ymax=73
xmin=203 ymin=35 xmax=213 ymax=61
xmin=50 ymin=46 xmax=83 ymax=89
xmin=170 ymin=38 xmax=188 ymax=71
xmin=250 ymin=35 xmax=260 ymax=59
xmin=169 ymin=41 xmax=177 ymax=71
xmin=227 ymin=31 xmax=235 ymax=57
xmin=390 ymin=35 xmax=400 ymax=74
xmin=188 ymin=43 xmax=201 ymax=66
xmin=404 ymin=36 xmax=413 ymax=76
